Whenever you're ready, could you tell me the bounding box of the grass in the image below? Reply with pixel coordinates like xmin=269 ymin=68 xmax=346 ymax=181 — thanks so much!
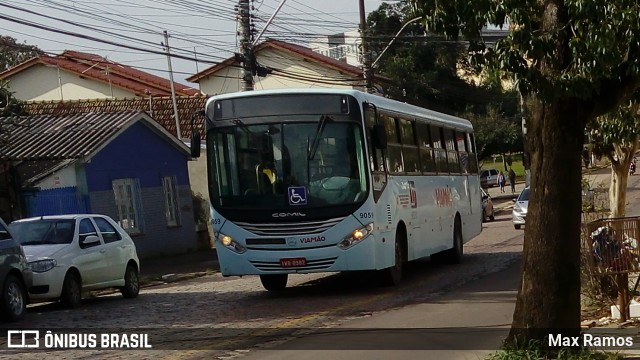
xmin=486 ymin=340 xmax=623 ymax=360
xmin=481 ymin=154 xmax=527 ymax=180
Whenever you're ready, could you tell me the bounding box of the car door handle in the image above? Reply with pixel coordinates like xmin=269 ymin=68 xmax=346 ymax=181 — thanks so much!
xmin=100 ymin=249 xmax=106 ymax=254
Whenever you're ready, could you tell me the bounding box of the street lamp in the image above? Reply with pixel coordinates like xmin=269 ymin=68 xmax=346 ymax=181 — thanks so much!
xmin=371 ymin=16 xmax=423 ymax=68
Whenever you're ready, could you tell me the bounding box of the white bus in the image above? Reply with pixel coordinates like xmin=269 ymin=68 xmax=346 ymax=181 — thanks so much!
xmin=192 ymin=89 xmax=482 ymax=291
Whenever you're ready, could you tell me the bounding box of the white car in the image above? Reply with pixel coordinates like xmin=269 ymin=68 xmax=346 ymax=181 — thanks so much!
xmin=512 ymin=187 xmax=530 ymax=230
xmin=480 ymin=169 xmax=499 ymax=188
xmin=9 ymin=214 xmax=140 ymax=308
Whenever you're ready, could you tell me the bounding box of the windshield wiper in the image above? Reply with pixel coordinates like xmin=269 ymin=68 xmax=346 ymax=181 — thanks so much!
xmin=233 ymin=119 xmax=252 ymax=134
xmin=307 ymin=115 xmax=333 ymax=161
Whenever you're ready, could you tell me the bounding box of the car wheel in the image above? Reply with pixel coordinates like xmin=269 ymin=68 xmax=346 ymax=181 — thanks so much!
xmin=260 ymin=274 xmax=288 ymax=291
xmin=1 ymin=274 xmax=26 ymax=322
xmin=61 ymin=272 xmax=82 ymax=308
xmin=441 ymin=217 xmax=463 ymax=264
xmin=514 ymin=224 xmax=521 ymax=230
xmin=121 ymin=265 xmax=139 ymax=299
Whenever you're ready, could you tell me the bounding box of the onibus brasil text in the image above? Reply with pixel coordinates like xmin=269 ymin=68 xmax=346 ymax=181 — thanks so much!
xmin=7 ymin=330 xmax=152 ymax=349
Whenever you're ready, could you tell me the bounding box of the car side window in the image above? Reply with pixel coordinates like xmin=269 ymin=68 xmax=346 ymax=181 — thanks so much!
xmin=93 ymin=217 xmax=122 ymax=244
xmin=79 ymin=219 xmax=100 ymax=248
xmin=0 ymin=221 xmax=11 ymax=240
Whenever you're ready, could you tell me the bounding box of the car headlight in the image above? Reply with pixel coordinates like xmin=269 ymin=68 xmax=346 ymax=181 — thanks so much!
xmin=214 ymin=231 xmax=246 ymax=253
xmin=29 ymin=259 xmax=57 ymax=273
xmin=338 ymin=223 xmax=374 ymax=249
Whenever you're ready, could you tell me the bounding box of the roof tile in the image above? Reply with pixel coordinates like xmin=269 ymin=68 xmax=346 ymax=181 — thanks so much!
xmin=1 ymin=51 xmax=200 ymax=97
xmin=23 ymin=96 xmax=208 ymax=140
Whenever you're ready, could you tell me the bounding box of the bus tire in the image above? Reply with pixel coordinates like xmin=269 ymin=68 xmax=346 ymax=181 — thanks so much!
xmin=443 ymin=217 xmax=463 ymax=264
xmin=379 ymin=230 xmax=404 ymax=287
xmin=260 ymin=274 xmax=288 ymax=291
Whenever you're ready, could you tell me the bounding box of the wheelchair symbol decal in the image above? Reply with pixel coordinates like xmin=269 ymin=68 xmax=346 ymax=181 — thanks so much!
xmin=288 ymin=186 xmax=307 ymax=206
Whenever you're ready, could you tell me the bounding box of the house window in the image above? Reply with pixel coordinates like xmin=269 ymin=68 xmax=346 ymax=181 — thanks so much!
xmin=112 ymin=178 xmax=143 ymax=235
xmin=163 ymin=176 xmax=180 ymax=227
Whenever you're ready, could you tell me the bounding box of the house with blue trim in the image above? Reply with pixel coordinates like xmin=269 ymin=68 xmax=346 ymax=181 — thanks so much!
xmin=0 ymin=110 xmax=198 ymax=258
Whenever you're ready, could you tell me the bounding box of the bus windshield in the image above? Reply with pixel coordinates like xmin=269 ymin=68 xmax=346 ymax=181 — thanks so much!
xmin=207 ymin=120 xmax=368 ymax=210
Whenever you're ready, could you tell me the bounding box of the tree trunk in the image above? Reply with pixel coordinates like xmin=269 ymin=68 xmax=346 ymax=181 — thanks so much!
xmin=609 ymin=143 xmax=637 ymax=218
xmin=506 ymin=98 xmax=588 ymax=345
xmin=610 ymin=161 xmax=631 ymax=219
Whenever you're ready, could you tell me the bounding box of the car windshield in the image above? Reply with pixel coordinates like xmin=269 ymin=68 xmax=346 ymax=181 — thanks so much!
xmin=207 ymin=121 xmax=368 ymax=209
xmin=9 ymin=219 xmax=75 ymax=245
xmin=518 ymin=188 xmax=530 ymax=201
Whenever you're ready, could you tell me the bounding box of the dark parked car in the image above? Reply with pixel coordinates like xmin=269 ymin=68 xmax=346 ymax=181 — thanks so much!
xmin=0 ymin=217 xmax=32 ymax=321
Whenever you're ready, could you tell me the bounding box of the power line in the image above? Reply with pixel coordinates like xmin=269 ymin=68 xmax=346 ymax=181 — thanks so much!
xmin=0 ymin=13 xmax=223 ymax=64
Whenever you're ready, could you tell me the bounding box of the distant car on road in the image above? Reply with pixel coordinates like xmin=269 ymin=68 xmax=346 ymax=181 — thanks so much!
xmin=512 ymin=187 xmax=530 ymax=230
xmin=0 ymin=217 xmax=32 ymax=321
xmin=9 ymin=214 xmax=140 ymax=308
xmin=480 ymin=169 xmax=499 ymax=188
xmin=481 ymin=188 xmax=495 ymax=222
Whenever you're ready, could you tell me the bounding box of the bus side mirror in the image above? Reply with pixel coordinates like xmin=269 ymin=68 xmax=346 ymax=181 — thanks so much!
xmin=372 ymin=124 xmax=387 ymax=149
xmin=191 ymin=132 xmax=201 ymax=158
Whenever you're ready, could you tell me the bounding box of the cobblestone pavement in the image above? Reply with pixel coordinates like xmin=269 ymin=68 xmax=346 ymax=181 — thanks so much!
xmin=0 ymin=209 xmax=523 ymax=360
xmin=5 ymin=170 xmax=640 ymax=360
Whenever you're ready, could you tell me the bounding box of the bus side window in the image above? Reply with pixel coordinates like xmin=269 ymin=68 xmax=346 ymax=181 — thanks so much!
xmin=468 ymin=133 xmax=479 ymax=174
xmin=399 ymin=118 xmax=420 ymax=174
xmin=444 ymin=129 xmax=460 ymax=174
xmin=431 ymin=125 xmax=448 ymax=174
xmin=385 ymin=115 xmax=404 ymax=174
xmin=416 ymin=122 xmax=436 ymax=173
xmin=456 ymin=131 xmax=470 ymax=174
xmin=365 ymin=107 xmax=385 ymax=172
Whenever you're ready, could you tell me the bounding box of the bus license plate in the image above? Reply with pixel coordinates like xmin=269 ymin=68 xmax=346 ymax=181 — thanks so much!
xmin=280 ymin=258 xmax=307 ymax=267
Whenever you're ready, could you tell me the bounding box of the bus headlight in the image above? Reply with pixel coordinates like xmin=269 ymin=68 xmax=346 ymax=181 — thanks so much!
xmin=215 ymin=232 xmax=246 ymax=253
xmin=338 ymin=223 xmax=374 ymax=249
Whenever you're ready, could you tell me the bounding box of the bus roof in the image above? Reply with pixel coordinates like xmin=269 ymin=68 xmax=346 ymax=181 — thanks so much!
xmin=206 ymin=89 xmax=473 ymax=131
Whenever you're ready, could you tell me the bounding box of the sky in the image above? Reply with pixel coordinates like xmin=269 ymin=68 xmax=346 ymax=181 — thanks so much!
xmin=0 ymin=0 xmax=388 ymax=84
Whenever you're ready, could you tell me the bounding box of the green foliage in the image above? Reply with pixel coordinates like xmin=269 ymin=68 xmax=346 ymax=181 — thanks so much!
xmin=589 ymin=102 xmax=640 ymax=160
xmin=0 ymin=80 xmax=25 ymax=117
xmin=411 ymin=0 xmax=640 ymax=102
xmin=461 ymin=105 xmax=522 ymax=160
xmin=367 ymin=1 xmax=488 ymax=114
xmin=0 ymin=81 xmax=27 ymax=155
xmin=0 ymin=35 xmax=42 ymax=71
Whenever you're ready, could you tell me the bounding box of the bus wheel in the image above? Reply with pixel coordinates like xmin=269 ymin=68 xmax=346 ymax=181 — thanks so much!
xmin=443 ymin=217 xmax=463 ymax=264
xmin=379 ymin=231 xmax=404 ymax=287
xmin=260 ymin=274 xmax=288 ymax=291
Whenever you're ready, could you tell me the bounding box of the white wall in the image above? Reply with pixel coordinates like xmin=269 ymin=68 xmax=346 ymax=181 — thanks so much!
xmin=5 ymin=64 xmax=135 ymax=101
xmin=197 ymin=48 xmax=363 ymax=95
xmin=198 ymin=67 xmax=243 ymax=95
xmin=187 ymin=154 xmax=209 ymax=204
xmin=35 ymin=165 xmax=77 ymax=190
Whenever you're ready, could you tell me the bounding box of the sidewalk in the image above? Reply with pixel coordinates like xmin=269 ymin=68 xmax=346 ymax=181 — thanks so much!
xmin=138 ymin=247 xmax=219 ymax=285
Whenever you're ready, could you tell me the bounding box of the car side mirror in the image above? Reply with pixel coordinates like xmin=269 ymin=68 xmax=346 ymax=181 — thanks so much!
xmin=482 ymin=195 xmax=488 ymax=200
xmin=372 ymin=124 xmax=387 ymax=150
xmin=80 ymin=235 xmax=101 ymax=248
xmin=512 ymin=198 xmax=517 ymax=203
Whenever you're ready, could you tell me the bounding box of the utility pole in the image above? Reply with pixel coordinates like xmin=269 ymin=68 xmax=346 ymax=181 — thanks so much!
xmin=163 ymin=30 xmax=182 ymax=139
xmin=238 ymin=0 xmax=254 ymax=91
xmin=359 ymin=0 xmax=373 ymax=93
